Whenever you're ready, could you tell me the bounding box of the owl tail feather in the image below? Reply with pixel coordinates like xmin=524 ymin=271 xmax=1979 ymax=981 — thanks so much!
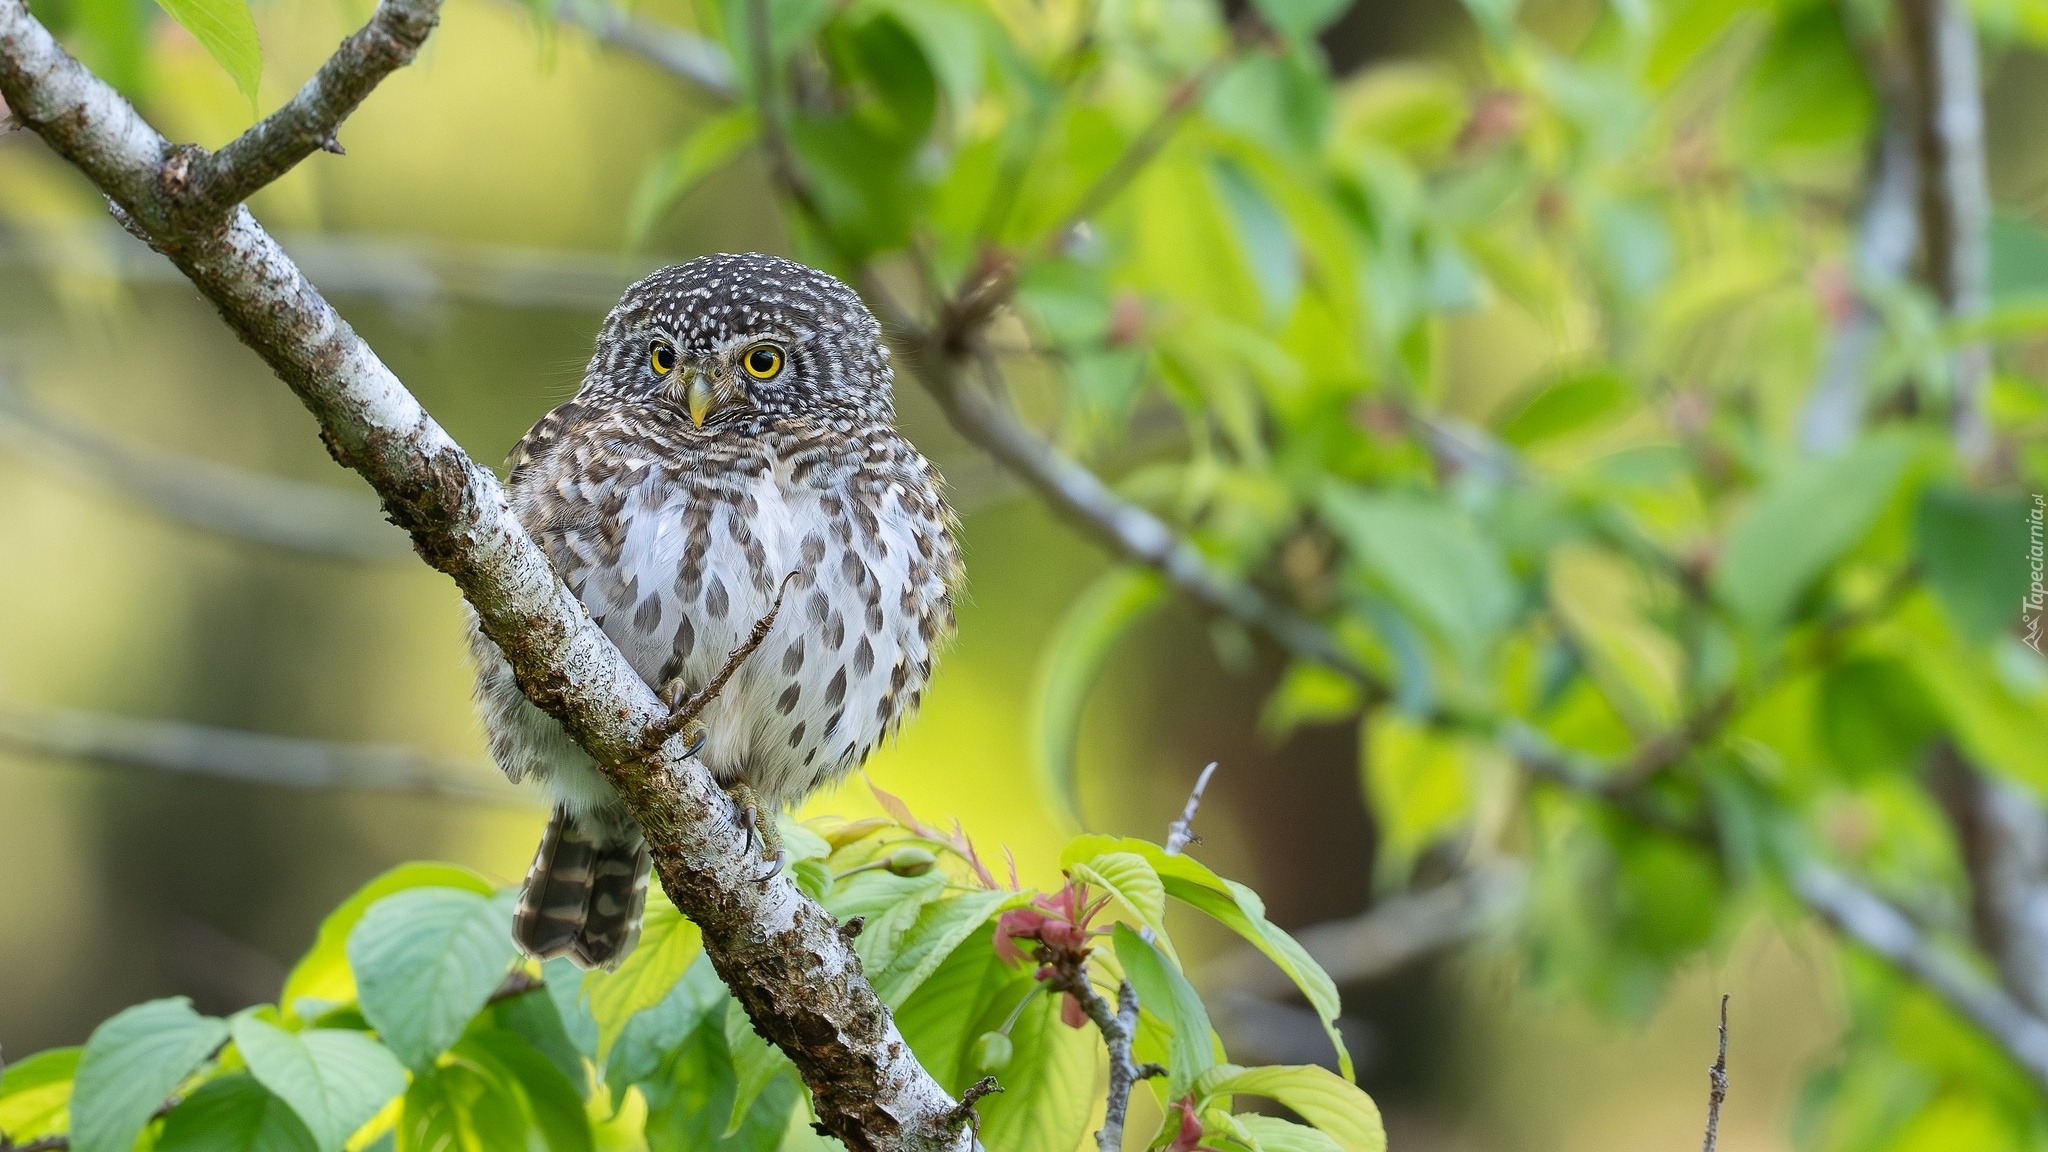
xmin=514 ymin=806 xmax=651 ymax=973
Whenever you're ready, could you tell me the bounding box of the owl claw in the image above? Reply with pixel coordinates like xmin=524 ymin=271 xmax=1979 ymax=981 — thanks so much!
xmin=681 ymin=727 xmax=708 ymax=759
xmin=727 ymin=782 xmax=784 ymax=882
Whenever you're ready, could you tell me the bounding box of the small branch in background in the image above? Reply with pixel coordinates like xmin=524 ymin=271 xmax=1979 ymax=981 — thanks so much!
xmin=1701 ymin=995 xmax=1729 ymax=1152
xmin=1794 ymin=861 xmax=2048 ymax=1091
xmin=0 ymin=699 xmax=525 ymax=805
xmin=522 ymin=0 xmax=735 ymax=100
xmin=1897 ymin=0 xmax=1993 ymax=465
xmin=1800 ymin=91 xmax=1919 ymax=454
xmin=1164 ymin=761 xmax=1217 ymax=855
xmin=1928 ymin=741 xmax=2048 ymax=1020
xmin=0 ymin=375 xmax=413 ymax=561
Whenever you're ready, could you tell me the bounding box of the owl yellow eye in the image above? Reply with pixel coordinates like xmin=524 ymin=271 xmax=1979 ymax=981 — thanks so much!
xmin=650 ymin=342 xmax=676 ymax=376
xmin=744 ymin=344 xmax=784 ymax=380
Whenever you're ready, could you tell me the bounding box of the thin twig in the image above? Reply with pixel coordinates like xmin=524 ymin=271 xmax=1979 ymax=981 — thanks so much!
xmin=1165 ymin=762 xmax=1217 ymax=855
xmin=1701 ymin=995 xmax=1729 ymax=1152
xmin=644 ymin=571 xmax=798 ymax=750
xmin=523 ymin=0 xmax=735 ymax=99
xmin=0 ymin=699 xmax=524 ymax=804
xmin=1042 ymin=961 xmax=1165 ymax=1152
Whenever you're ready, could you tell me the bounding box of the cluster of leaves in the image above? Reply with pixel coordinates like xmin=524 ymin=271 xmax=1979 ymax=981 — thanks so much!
xmin=0 ymin=791 xmax=1383 ymax=1152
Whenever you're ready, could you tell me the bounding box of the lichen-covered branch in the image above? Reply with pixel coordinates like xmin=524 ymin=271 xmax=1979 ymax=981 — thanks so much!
xmin=0 ymin=6 xmax=970 ymax=1147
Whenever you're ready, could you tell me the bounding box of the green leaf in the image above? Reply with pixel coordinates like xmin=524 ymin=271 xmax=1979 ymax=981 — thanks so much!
xmin=1817 ymin=656 xmax=1940 ymax=779
xmin=1069 ymin=852 xmax=1174 ymax=961
xmin=71 ymin=997 xmax=230 ymax=1152
xmin=1320 ymin=487 xmax=1516 ymax=668
xmin=1032 ymin=567 xmax=1169 ymax=828
xmin=1250 ymin=0 xmax=1349 ymax=44
xmin=1195 ymin=1064 xmax=1386 ymax=1152
xmin=540 ymin=957 xmax=599 ymax=1059
xmin=346 ymin=887 xmax=520 ymax=1071
xmin=720 ymin=1000 xmax=793 ymax=1138
xmin=0 ymin=1046 xmax=80 ymax=1142
xmin=1364 ymin=710 xmax=1473 ymax=883
xmin=1061 ymin=837 xmax=1352 ymax=1079
xmin=1212 ymin=157 xmax=1301 ymax=322
xmin=626 ymin=110 xmax=759 ymax=246
xmin=1111 ymin=924 xmax=1215 ymax=1097
xmin=156 ymin=1074 xmax=318 ymax=1152
xmin=282 ymin=862 xmax=496 ymax=1023
xmin=1233 ymin=1113 xmax=1347 ymax=1152
xmin=872 ymin=0 xmax=983 ymax=124
xmin=153 ymin=0 xmax=261 ymax=105
xmin=230 ymin=1016 xmax=407 ymax=1152
xmin=603 ymin=959 xmax=727 ymax=1105
xmin=396 ymin=1057 xmax=528 ymax=1152
xmin=639 ymin=1018 xmax=796 ymax=1152
xmin=1713 ymin=434 xmax=1914 ymax=631
xmin=867 ymin=888 xmax=1011 ymax=1007
xmin=456 ymin=1030 xmax=594 ymax=1152
xmin=584 ymin=891 xmax=701 ymax=1061
xmin=1914 ymin=487 xmax=2034 ymax=642
xmin=1495 ymin=369 xmax=1632 ymax=446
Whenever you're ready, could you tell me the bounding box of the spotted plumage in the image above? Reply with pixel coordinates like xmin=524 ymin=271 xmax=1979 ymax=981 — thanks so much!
xmin=470 ymin=254 xmax=961 ymax=971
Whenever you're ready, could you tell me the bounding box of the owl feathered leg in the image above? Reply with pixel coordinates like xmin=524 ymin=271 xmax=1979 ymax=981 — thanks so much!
xmin=513 ymin=805 xmax=651 ymax=972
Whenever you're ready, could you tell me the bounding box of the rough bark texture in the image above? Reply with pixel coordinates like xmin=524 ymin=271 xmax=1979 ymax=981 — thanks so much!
xmin=0 ymin=5 xmax=969 ymax=1147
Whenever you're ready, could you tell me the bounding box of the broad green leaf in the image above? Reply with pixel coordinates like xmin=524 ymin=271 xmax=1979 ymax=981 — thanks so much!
xmin=396 ymin=1058 xmax=527 ymax=1152
xmin=1713 ymin=434 xmax=1914 ymax=631
xmin=867 ymin=888 xmax=1011 ymax=1007
xmin=1364 ymin=710 xmax=1473 ymax=883
xmin=721 ymin=1000 xmax=793 ymax=1137
xmin=1112 ymin=924 xmax=1215 ymax=1097
xmin=639 ymin=1017 xmax=796 ymax=1152
xmin=541 ymin=957 xmax=599 ymax=1059
xmin=873 ymin=0 xmax=983 ymax=124
xmin=456 ymin=1030 xmax=594 ymax=1152
xmin=604 ymin=959 xmax=727 ymax=1106
xmin=1250 ymin=0 xmax=1349 ymax=44
xmin=71 ymin=997 xmax=229 ymax=1152
xmin=1195 ymin=1064 xmax=1386 ymax=1152
xmin=346 ymin=887 xmax=519 ymax=1071
xmin=1061 ymin=836 xmax=1352 ymax=1079
xmin=154 ymin=0 xmax=261 ymax=105
xmin=894 ymin=925 xmax=1028 ymax=1090
xmin=1032 ymin=567 xmax=1169 ymax=828
xmin=626 ymin=110 xmax=759 ymax=246
xmin=584 ymin=891 xmax=702 ymax=1060
xmin=1914 ymin=487 xmax=2033 ymax=642
xmin=0 ymin=1046 xmax=80 ymax=1142
xmin=156 ymin=1074 xmax=318 ymax=1152
xmin=1213 ymin=157 xmax=1302 ymax=322
xmin=231 ymin=1016 xmax=406 ymax=1152
xmin=975 ymin=957 xmax=1097 ymax=1152
xmin=1070 ymin=851 xmax=1174 ymax=961
xmin=1320 ymin=487 xmax=1516 ymax=667
xmin=282 ymin=863 xmax=495 ymax=1023
xmin=1496 ymin=369 xmax=1632 ymax=446
xmin=825 ymin=866 xmax=950 ymax=974
xmin=1817 ymin=656 xmax=1939 ymax=778
xmin=1232 ymin=1113 xmax=1346 ymax=1152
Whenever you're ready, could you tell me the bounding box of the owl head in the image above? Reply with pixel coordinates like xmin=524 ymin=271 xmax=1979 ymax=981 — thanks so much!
xmin=584 ymin=253 xmax=893 ymax=428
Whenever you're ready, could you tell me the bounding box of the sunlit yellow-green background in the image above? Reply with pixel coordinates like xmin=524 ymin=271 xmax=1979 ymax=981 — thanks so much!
xmin=0 ymin=0 xmax=1955 ymax=1146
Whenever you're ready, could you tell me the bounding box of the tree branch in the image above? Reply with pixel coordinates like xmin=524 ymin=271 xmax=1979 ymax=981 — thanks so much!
xmin=0 ymin=374 xmax=412 ymax=560
xmin=187 ymin=0 xmax=439 ymax=214
xmin=1164 ymin=761 xmax=1217 ymax=856
xmin=0 ymin=6 xmax=970 ymax=1146
xmin=0 ymin=699 xmax=523 ymax=804
xmin=1041 ymin=962 xmax=1164 ymax=1152
xmin=1700 ymin=994 xmax=1728 ymax=1152
xmin=523 ymin=0 xmax=735 ymax=99
xmin=1898 ymin=0 xmax=1993 ymax=464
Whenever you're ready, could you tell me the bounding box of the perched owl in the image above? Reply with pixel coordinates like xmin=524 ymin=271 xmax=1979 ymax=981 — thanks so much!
xmin=469 ymin=254 xmax=961 ymax=971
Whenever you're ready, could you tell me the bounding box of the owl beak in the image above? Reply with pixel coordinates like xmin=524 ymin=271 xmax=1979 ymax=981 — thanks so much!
xmin=685 ymin=373 xmax=717 ymax=428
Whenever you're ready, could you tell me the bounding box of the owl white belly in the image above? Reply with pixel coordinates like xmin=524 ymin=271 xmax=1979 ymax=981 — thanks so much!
xmin=563 ymin=458 xmax=933 ymax=811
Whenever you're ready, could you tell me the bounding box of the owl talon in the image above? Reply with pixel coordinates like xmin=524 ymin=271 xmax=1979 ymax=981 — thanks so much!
xmin=756 ymin=848 xmax=788 ymax=883
xmin=727 ymin=782 xmax=783 ymax=874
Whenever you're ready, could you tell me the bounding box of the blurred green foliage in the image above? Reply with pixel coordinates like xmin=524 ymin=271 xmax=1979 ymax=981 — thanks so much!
xmin=4 ymin=0 xmax=2048 ymax=1145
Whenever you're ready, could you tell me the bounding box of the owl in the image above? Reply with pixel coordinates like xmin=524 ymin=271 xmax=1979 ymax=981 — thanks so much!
xmin=469 ymin=254 xmax=961 ymax=971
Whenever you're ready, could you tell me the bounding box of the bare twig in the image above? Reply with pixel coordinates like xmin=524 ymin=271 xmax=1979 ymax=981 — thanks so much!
xmin=1042 ymin=962 xmax=1165 ymax=1152
xmin=186 ymin=0 xmax=440 ymax=214
xmin=1164 ymin=761 xmax=1217 ymax=855
xmin=1701 ymin=995 xmax=1729 ymax=1152
xmin=645 ymin=571 xmax=796 ymax=749
xmin=0 ymin=375 xmax=411 ymax=561
xmin=522 ymin=0 xmax=735 ymax=99
xmin=0 ymin=699 xmax=523 ymax=803
xmin=0 ymin=3 xmax=972 ymax=1144
xmin=1898 ymin=0 xmax=1993 ymax=464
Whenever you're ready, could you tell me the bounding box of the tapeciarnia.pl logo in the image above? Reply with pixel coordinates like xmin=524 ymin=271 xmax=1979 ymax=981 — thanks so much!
xmin=2028 ymin=494 xmax=2045 ymax=654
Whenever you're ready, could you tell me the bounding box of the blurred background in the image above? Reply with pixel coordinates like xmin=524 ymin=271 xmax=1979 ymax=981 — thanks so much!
xmin=3 ymin=0 xmax=2045 ymax=1147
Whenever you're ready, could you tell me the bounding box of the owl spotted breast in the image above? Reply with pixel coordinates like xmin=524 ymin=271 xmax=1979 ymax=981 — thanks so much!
xmin=469 ymin=254 xmax=961 ymax=971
